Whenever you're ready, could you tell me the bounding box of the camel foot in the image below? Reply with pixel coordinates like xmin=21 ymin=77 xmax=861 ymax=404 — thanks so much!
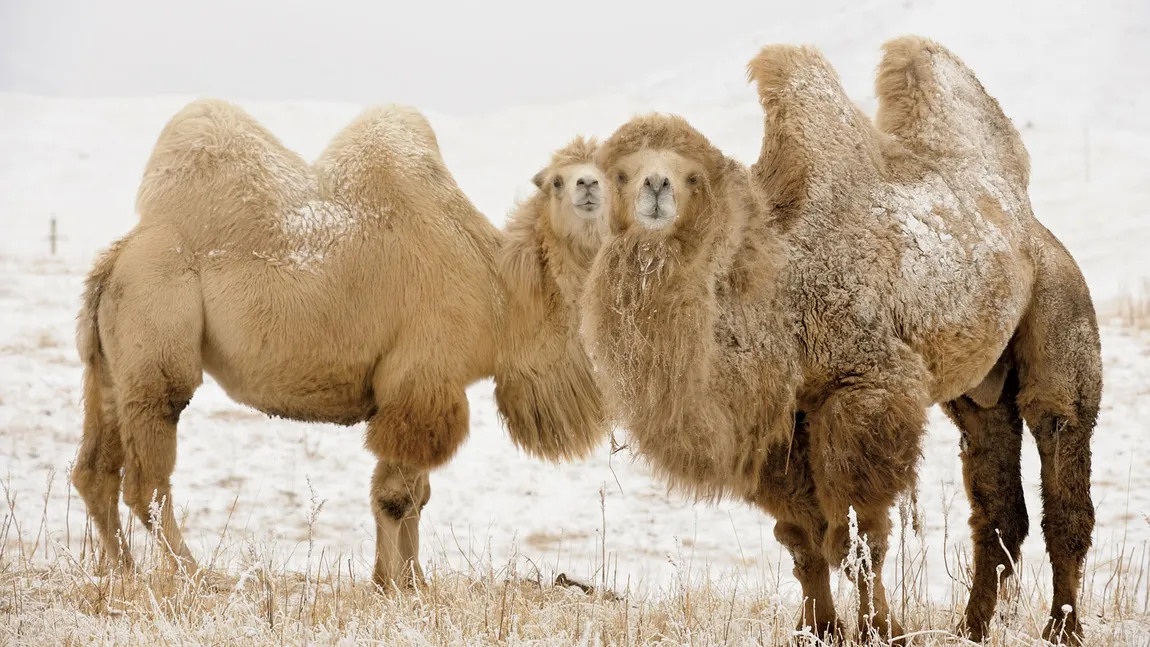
xmin=957 ymin=613 xmax=990 ymax=643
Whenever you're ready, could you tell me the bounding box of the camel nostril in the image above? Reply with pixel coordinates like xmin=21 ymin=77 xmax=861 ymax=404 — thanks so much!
xmin=645 ymin=174 xmax=669 ymax=192
xmin=577 ymin=178 xmax=586 ymax=187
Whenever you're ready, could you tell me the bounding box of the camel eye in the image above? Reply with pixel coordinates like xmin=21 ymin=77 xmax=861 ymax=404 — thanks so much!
xmin=552 ymin=177 xmax=562 ymax=189
xmin=687 ymin=175 xmax=700 ymax=186
xmin=615 ymin=172 xmax=627 ymax=184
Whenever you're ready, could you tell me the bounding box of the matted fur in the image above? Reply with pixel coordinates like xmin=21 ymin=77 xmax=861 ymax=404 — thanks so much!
xmin=584 ymin=114 xmax=796 ymax=503
xmin=71 ymin=100 xmax=609 ymax=590
xmin=583 ymin=36 xmax=1100 ymax=644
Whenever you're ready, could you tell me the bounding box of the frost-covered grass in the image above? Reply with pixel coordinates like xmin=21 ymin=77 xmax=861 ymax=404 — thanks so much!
xmin=4 ymin=486 xmax=1150 ymax=646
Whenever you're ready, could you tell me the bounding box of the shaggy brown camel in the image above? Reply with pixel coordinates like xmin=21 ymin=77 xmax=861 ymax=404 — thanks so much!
xmin=71 ymin=100 xmax=609 ymax=590
xmin=581 ymin=36 xmax=1100 ymax=644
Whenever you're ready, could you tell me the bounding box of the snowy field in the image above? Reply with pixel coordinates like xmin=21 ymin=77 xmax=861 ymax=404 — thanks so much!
xmin=2 ymin=0 xmax=1149 ymax=630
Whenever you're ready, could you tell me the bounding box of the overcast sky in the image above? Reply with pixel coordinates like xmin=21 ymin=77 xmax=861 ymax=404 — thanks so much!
xmin=3 ymin=0 xmax=1146 ymax=119
xmin=0 ymin=0 xmax=784 ymax=114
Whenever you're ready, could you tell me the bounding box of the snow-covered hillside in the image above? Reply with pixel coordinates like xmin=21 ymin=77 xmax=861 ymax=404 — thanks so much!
xmin=1 ymin=2 xmax=1148 ymax=615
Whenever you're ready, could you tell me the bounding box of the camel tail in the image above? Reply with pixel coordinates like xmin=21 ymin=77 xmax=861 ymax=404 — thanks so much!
xmin=875 ymin=36 xmax=1030 ymax=187
xmin=746 ymin=44 xmax=883 ymax=216
xmin=76 ymin=237 xmax=128 ymax=409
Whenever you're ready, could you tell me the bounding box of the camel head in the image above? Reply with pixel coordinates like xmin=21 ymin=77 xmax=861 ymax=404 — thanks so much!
xmin=597 ymin=114 xmax=730 ymax=241
xmin=531 ymin=136 xmax=606 ymax=250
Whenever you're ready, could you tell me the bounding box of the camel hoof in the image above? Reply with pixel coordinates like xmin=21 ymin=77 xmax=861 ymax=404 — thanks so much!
xmin=94 ymin=553 xmax=136 ymax=579
xmin=957 ymin=614 xmax=989 ymax=643
xmin=858 ymin=615 xmax=906 ymax=645
xmin=372 ymin=571 xmax=425 ymax=594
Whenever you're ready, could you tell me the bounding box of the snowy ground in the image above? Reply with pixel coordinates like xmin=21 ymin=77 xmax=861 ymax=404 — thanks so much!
xmin=2 ymin=5 xmax=1149 ymax=615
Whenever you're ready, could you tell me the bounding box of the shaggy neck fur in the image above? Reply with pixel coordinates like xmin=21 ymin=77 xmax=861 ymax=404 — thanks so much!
xmin=493 ymin=183 xmax=607 ymax=463
xmin=582 ymin=133 xmax=801 ymax=501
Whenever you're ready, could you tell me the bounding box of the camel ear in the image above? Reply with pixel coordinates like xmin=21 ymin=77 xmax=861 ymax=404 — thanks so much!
xmin=531 ymin=170 xmax=546 ymax=190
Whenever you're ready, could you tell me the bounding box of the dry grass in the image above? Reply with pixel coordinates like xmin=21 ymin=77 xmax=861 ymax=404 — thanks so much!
xmin=1113 ymin=280 xmax=1150 ymax=331
xmin=2 ymin=482 xmax=1149 ymax=645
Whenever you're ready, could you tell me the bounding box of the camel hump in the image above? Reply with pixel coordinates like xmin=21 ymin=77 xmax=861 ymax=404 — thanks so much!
xmin=316 ymin=104 xmax=454 ymax=209
xmin=747 ymin=44 xmax=884 ymax=216
xmin=136 ymin=98 xmax=311 ymax=224
xmin=875 ymin=36 xmax=1030 ymax=187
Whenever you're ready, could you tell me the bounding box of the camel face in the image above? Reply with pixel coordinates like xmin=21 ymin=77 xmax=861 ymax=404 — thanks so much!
xmin=537 ymin=161 xmax=607 ymax=246
xmin=556 ymin=163 xmax=606 ymax=220
xmin=609 ymin=149 xmax=705 ymax=231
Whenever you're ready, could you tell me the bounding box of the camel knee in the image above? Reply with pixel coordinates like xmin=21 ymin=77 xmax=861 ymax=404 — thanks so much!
xmin=371 ymin=462 xmax=430 ymax=519
xmin=775 ymin=522 xmax=826 ymax=576
xmin=121 ymin=471 xmax=163 ymax=524
xmin=120 ymin=426 xmax=179 ymax=526
xmin=822 ymin=510 xmax=891 ymax=571
xmin=1042 ymin=501 xmax=1094 ymax=564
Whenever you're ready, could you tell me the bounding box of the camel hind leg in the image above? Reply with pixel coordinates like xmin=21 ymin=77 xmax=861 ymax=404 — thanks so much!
xmin=1013 ymin=236 xmax=1102 ymax=645
xmin=99 ymin=226 xmax=204 ymax=572
xmin=943 ymin=367 xmax=1028 ymax=641
xmin=72 ymin=362 xmax=131 ymax=572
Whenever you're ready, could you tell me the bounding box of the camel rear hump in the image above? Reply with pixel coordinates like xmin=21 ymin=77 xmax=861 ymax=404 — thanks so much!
xmin=316 ymin=104 xmax=456 ymax=210
xmin=876 ymin=36 xmax=1031 ymax=188
xmin=136 ymin=99 xmax=312 ymax=227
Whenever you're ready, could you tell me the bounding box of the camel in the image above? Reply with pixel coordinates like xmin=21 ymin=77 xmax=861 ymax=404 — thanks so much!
xmin=71 ymin=99 xmax=609 ymax=591
xmin=581 ymin=36 xmax=1100 ymax=644
xmin=494 ymin=136 xmax=608 ymax=454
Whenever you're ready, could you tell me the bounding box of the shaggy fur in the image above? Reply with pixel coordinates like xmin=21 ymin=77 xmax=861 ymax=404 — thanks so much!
xmin=494 ymin=136 xmax=608 ymax=461
xmin=70 ymin=100 xmax=609 ymax=590
xmin=582 ymin=37 xmax=1100 ymax=645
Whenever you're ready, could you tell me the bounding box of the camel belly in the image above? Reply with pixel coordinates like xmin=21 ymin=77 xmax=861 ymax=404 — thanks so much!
xmin=204 ymin=357 xmax=377 ymax=426
xmin=898 ymin=274 xmax=1030 ymax=404
xmin=198 ymin=273 xmax=383 ymax=426
xmin=883 ymin=199 xmax=1034 ymax=403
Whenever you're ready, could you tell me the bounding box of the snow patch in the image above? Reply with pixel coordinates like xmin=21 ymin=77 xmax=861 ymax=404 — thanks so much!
xmin=278 ymin=199 xmax=360 ymax=271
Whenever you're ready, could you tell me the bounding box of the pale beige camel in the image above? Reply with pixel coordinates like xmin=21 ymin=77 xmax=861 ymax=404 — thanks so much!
xmin=581 ymin=36 xmax=1100 ymax=644
xmin=494 ymin=136 xmax=608 ymax=453
xmin=71 ymin=100 xmax=609 ymax=590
